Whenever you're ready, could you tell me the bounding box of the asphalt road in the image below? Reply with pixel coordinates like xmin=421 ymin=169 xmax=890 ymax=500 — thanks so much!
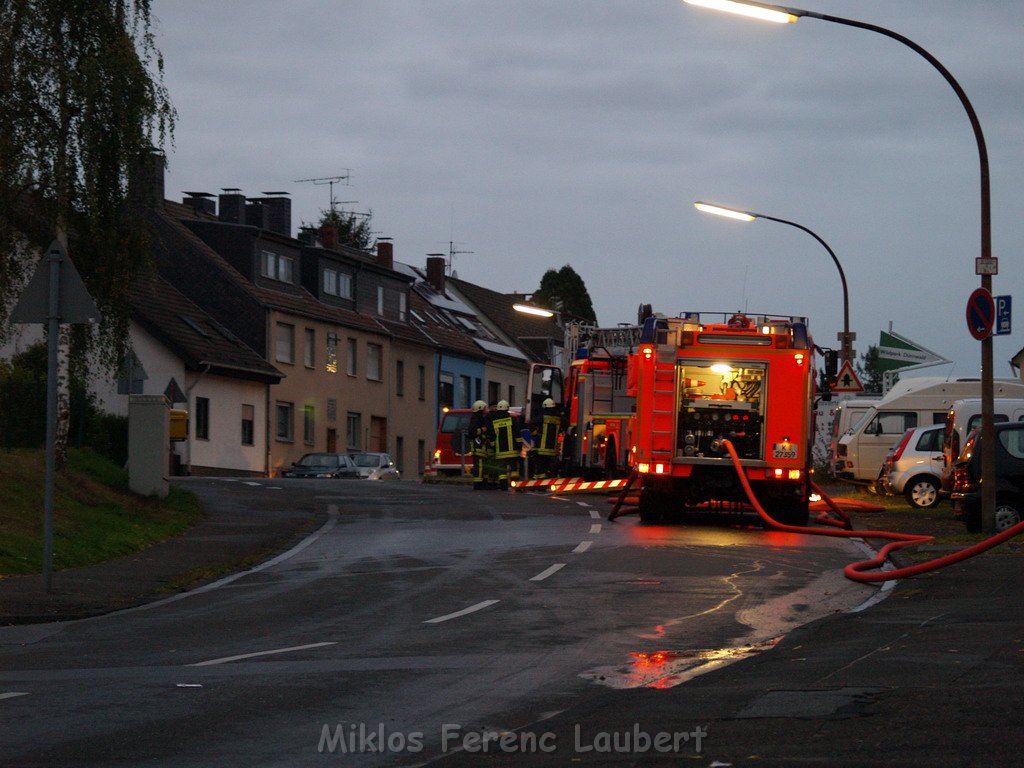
xmin=0 ymin=481 xmax=878 ymax=767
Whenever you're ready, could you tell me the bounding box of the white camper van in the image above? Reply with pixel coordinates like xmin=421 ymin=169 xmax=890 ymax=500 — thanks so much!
xmin=834 ymin=377 xmax=1024 ymax=483
xmin=829 ymin=397 xmax=881 ymax=472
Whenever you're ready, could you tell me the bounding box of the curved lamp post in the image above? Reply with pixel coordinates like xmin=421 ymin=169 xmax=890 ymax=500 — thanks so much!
xmin=684 ymin=0 xmax=997 ymax=533
xmin=694 ymin=201 xmax=854 ymax=364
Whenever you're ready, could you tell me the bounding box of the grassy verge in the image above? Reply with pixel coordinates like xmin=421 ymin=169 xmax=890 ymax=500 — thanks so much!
xmin=0 ymin=448 xmax=203 ymax=575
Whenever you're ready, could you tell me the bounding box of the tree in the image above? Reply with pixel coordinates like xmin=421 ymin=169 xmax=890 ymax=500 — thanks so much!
xmin=312 ymin=208 xmax=375 ymax=251
xmin=856 ymin=345 xmax=897 ymax=394
xmin=531 ymin=265 xmax=597 ymax=324
xmin=0 ymin=0 xmax=175 ymax=465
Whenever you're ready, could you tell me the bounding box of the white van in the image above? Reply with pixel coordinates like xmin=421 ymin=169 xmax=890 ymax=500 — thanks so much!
xmin=828 ymin=397 xmax=880 ymax=471
xmin=940 ymin=398 xmax=1024 ymax=489
xmin=834 ymin=377 xmax=1024 ymax=483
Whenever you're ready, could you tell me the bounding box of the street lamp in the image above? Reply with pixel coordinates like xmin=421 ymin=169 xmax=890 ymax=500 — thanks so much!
xmin=684 ymin=0 xmax=997 ymax=533
xmin=512 ymin=303 xmax=556 ymax=318
xmin=694 ymin=201 xmax=854 ymax=364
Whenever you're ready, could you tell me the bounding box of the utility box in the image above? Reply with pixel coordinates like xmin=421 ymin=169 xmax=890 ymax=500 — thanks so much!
xmin=128 ymin=395 xmax=170 ymax=498
xmin=169 ymin=408 xmax=189 ymax=441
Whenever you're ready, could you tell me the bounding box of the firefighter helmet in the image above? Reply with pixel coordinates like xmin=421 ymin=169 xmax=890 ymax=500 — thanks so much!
xmin=542 ymin=398 xmax=556 ymax=408
xmin=497 ymin=399 xmax=510 ymax=410
xmin=473 ymin=400 xmax=487 ymax=412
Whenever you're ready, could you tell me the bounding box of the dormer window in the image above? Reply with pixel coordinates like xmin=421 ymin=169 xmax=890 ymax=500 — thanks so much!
xmin=260 ymin=250 xmax=294 ymax=283
xmin=323 ymin=266 xmax=353 ymax=299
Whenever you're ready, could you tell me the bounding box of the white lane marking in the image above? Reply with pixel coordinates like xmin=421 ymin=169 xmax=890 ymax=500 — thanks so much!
xmin=189 ymin=641 xmax=336 ymax=667
xmin=572 ymin=541 xmax=593 ymax=554
xmin=589 ymin=523 xmax=602 ymax=534
xmin=243 ymin=481 xmax=261 ymax=486
xmin=176 ymin=683 xmax=203 ymax=688
xmin=424 ymin=600 xmax=500 ymax=624
xmin=590 ymin=510 xmax=601 ymax=519
xmin=0 ymin=692 xmax=29 ymax=701
xmin=549 ymin=496 xmax=573 ymax=503
xmin=576 ymin=501 xmax=590 ymax=507
xmin=529 ymin=563 xmax=566 ymax=582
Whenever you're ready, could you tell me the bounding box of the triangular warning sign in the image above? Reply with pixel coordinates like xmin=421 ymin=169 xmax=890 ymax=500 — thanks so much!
xmin=832 ymin=360 xmax=865 ymax=393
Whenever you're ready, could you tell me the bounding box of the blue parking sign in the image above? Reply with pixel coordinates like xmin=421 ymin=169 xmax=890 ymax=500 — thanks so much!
xmin=996 ymin=295 xmax=1012 ymax=336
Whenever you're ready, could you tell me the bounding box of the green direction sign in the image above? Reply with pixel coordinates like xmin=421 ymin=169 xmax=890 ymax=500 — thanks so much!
xmin=876 ymin=330 xmax=949 ymax=372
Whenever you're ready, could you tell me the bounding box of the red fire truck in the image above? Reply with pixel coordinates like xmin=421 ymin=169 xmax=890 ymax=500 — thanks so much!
xmin=627 ymin=310 xmax=815 ymax=524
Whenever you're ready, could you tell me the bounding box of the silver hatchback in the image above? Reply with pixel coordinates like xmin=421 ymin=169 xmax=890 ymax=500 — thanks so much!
xmin=878 ymin=423 xmax=945 ymax=508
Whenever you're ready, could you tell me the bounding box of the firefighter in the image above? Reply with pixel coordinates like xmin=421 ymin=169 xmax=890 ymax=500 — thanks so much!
xmin=489 ymin=399 xmax=521 ymax=486
xmin=468 ymin=399 xmax=491 ymax=486
xmin=530 ymin=397 xmax=563 ymax=479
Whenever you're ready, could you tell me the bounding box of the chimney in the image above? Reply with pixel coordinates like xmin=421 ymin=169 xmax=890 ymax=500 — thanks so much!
xmin=320 ymin=222 xmax=338 ymax=250
xmin=377 ymin=238 xmax=394 ymax=270
xmin=426 ymin=255 xmax=446 ymax=293
xmin=245 ymin=200 xmax=268 ymax=229
xmin=129 ymin=148 xmax=165 ymax=209
xmin=258 ymin=192 xmax=291 ymax=237
xmin=218 ymin=189 xmax=247 ymax=224
xmin=183 ymin=191 xmax=216 ymax=216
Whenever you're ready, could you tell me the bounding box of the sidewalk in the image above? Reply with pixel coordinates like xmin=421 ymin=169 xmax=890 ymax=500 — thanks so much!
xmin=0 ymin=478 xmax=324 ymax=625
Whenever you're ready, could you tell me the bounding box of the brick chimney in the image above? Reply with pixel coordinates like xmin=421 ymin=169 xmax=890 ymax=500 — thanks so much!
xmin=321 ymin=222 xmax=338 ymax=250
xmin=218 ymin=189 xmax=247 ymax=224
xmin=258 ymin=193 xmax=291 ymax=237
xmin=377 ymin=238 xmax=393 ymax=270
xmin=183 ymin=192 xmax=215 ymax=216
xmin=129 ymin=148 xmax=165 ymax=209
xmin=426 ymin=255 xmax=446 ymax=293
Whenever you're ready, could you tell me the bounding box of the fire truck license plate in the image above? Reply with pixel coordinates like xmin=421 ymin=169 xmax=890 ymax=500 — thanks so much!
xmin=772 ymin=443 xmax=799 ymax=460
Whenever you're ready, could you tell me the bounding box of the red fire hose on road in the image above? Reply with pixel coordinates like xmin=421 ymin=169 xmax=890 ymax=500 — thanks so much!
xmin=721 ymin=439 xmax=1024 ymax=582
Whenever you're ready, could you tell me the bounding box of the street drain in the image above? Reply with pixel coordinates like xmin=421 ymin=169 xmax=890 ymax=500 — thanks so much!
xmin=735 ymin=687 xmax=886 ymax=719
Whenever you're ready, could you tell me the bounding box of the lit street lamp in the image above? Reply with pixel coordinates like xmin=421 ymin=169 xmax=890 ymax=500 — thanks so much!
xmin=684 ymin=0 xmax=998 ymax=533
xmin=694 ymin=201 xmax=854 ymax=365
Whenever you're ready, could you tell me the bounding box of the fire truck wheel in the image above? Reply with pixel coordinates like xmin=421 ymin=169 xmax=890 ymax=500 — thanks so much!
xmin=770 ymin=501 xmax=810 ymax=527
xmin=638 ymin=490 xmax=672 ymax=524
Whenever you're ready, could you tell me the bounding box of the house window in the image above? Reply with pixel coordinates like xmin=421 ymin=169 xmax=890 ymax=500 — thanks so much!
xmin=367 ymin=343 xmax=383 ymax=381
xmin=395 ymin=435 xmax=404 ymax=474
xmin=396 ymin=360 xmax=405 ymax=397
xmin=323 ymin=267 xmax=353 ymax=299
xmin=418 ymin=365 xmax=426 ymax=400
xmin=488 ymin=381 xmax=500 ymax=405
xmin=398 ymin=292 xmax=407 ymax=321
xmin=275 ymin=322 xmax=294 ymax=364
xmin=304 ymin=328 xmax=315 ymax=368
xmin=459 ymin=375 xmax=471 ymax=408
xmin=508 ymin=385 xmax=516 ymax=407
xmin=275 ymin=401 xmax=294 ymax=441
xmin=303 ymin=405 xmax=315 ymax=445
xmin=195 ymin=397 xmax=210 ymax=440
xmin=377 ymin=286 xmax=385 ymax=315
xmin=261 ymin=250 xmax=294 ymax=283
xmin=241 ymin=404 xmax=255 ymax=446
xmin=346 ymin=338 xmax=357 ymax=376
xmin=439 ymin=372 xmax=454 ymax=410
xmin=326 ymin=332 xmax=338 ymax=373
xmin=417 ymin=439 xmax=425 ymax=477
xmin=346 ymin=412 xmax=361 ymax=450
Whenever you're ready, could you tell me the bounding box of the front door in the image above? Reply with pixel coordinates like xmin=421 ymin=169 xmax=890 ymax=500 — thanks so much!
xmin=370 ymin=417 xmax=387 ymax=452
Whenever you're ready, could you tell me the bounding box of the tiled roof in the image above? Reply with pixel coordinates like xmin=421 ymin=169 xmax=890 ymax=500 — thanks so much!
xmin=130 ymin=268 xmax=282 ymax=383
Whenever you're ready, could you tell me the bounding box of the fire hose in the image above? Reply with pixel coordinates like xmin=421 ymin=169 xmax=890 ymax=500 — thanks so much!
xmin=720 ymin=439 xmax=1024 ymax=582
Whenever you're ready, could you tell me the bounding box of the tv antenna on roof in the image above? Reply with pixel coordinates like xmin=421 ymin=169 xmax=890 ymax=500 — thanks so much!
xmin=447 ymin=241 xmax=473 ymax=276
xmin=293 ymin=172 xmax=351 ymax=213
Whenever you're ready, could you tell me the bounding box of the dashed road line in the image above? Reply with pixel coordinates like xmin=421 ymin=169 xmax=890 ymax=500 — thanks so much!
xmin=424 ymin=600 xmax=500 ymax=624
xmin=189 ymin=641 xmax=337 ymax=667
xmin=572 ymin=541 xmax=593 ymax=554
xmin=590 ymin=510 xmax=601 ymax=519
xmin=1 ymin=692 xmax=29 ymax=701
xmin=529 ymin=563 xmax=567 ymax=582
xmin=576 ymin=501 xmax=591 ymax=507
xmin=589 ymin=523 xmax=602 ymax=534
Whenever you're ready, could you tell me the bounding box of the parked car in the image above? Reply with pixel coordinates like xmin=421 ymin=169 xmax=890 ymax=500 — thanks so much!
xmin=348 ymin=452 xmax=401 ymax=480
xmin=877 ymin=424 xmax=945 ymax=508
xmin=950 ymin=422 xmax=1024 ymax=532
xmin=281 ymin=453 xmax=359 ymax=479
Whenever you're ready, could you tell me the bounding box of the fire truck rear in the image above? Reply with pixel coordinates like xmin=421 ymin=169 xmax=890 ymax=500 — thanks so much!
xmin=628 ymin=311 xmax=815 ymax=524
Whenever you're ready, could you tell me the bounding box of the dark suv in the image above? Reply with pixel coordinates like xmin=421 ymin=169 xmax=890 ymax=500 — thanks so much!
xmin=950 ymin=422 xmax=1024 ymax=532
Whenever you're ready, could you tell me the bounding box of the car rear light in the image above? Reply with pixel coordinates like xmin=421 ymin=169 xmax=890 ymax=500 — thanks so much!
xmin=891 ymin=431 xmax=914 ymax=462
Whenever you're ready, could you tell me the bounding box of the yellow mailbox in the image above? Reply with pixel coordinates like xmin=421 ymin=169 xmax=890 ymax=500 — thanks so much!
xmin=169 ymin=408 xmax=189 ymax=441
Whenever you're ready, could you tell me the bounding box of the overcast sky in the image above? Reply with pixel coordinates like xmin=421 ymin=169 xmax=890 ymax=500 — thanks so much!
xmin=152 ymin=1 xmax=1024 ymax=378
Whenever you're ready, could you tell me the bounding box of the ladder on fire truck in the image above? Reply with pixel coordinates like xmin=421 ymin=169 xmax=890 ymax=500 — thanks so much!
xmin=650 ymin=357 xmax=675 ymax=462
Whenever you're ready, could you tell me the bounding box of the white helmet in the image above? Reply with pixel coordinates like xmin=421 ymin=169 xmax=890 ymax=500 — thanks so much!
xmin=497 ymin=399 xmax=510 ymax=410
xmin=542 ymin=398 xmax=556 ymax=409
xmin=473 ymin=400 xmax=487 ymax=412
